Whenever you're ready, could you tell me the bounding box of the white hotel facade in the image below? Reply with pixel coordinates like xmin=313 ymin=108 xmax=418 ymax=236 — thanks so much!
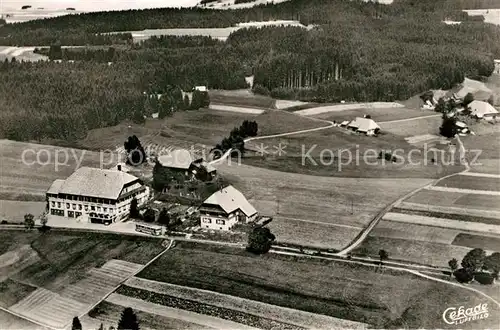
xmin=46 ymin=166 xmax=149 ymax=224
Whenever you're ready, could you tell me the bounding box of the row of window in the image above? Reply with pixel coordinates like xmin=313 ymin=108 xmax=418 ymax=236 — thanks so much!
xmin=202 ymin=218 xmax=225 ymax=225
xmin=47 ymin=188 xmax=146 ymax=205
xmin=51 ymin=201 xmax=115 ymax=214
xmin=47 ymin=194 xmax=117 ymax=204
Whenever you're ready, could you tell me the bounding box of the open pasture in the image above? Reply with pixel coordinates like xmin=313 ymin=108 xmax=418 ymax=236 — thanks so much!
xmin=379 ymin=116 xmax=442 ymax=137
xmin=383 ymin=211 xmax=500 ymax=235
xmin=0 ymin=230 xmax=164 ymax=290
xmin=354 ymin=235 xmax=483 ymax=268
xmin=217 ymin=161 xmax=431 ymax=249
xmin=84 ymin=300 xmax=206 ymax=330
xmin=269 ymin=216 xmax=361 ymax=250
xmin=0 ymin=201 xmax=46 ymax=222
xmin=137 ymin=241 xmax=498 ymax=329
xmin=0 ymin=230 xmax=165 ymax=329
xmin=294 ymin=102 xmax=404 ymax=116
xmin=243 ymin=126 xmax=463 ymax=178
xmin=369 ymin=220 xmax=460 ymax=245
xmin=209 ymin=89 xmax=276 ymax=109
xmin=124 ymin=276 xmax=351 ymax=329
xmin=406 ymin=189 xmax=465 ymax=207
xmin=0 ymin=139 xmax=115 ymax=201
xmin=436 ymin=175 xmax=500 ymax=192
xmin=452 ymin=233 xmax=500 ymax=251
xmin=454 ymin=193 xmax=500 ymax=211
xmin=313 ymin=107 xmax=432 ymax=123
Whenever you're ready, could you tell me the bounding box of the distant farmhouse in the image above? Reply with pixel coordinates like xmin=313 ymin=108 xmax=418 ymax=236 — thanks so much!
xmin=346 ymin=117 xmax=381 ymax=136
xmin=199 ymin=185 xmax=258 ymax=231
xmin=157 ymin=149 xmax=217 ymax=182
xmin=469 ymin=100 xmax=499 ymax=120
xmin=46 ymin=167 xmax=149 ymax=224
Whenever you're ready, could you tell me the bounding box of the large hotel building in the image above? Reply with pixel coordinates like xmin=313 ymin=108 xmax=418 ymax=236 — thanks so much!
xmin=46 ymin=166 xmax=149 ymax=224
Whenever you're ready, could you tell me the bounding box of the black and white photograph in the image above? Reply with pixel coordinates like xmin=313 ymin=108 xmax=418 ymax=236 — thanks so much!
xmin=0 ymin=0 xmax=499 ymax=329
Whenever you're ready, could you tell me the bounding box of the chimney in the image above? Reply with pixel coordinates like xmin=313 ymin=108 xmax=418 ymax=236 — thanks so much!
xmin=117 ymin=164 xmax=122 ymax=171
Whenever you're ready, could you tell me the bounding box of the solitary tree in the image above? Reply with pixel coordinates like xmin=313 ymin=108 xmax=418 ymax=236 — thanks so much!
xmin=71 ymin=317 xmax=82 ymax=330
xmin=448 ymin=258 xmax=458 ymax=279
xmin=487 ymin=95 xmax=495 ymax=106
xmin=143 ymin=208 xmax=156 ymax=223
xmin=130 ymin=198 xmax=139 ymax=218
xmin=40 ymin=212 xmax=48 ymax=227
xmin=24 ymin=213 xmax=35 ymax=230
xmin=378 ymin=249 xmax=389 ymax=265
xmin=463 ymin=92 xmax=474 ymax=107
xmin=440 ymin=116 xmax=457 ymax=138
xmin=158 ymin=208 xmax=170 ymax=226
xmin=117 ymin=307 xmax=139 ymax=330
xmin=247 ymin=227 xmax=276 ymax=254
xmin=461 ymin=248 xmax=486 ymax=272
xmin=124 ymin=135 xmax=146 ymax=165
xmin=484 ymin=252 xmax=500 ymax=279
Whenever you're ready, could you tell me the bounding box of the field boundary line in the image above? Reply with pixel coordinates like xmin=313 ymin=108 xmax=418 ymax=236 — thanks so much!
xmin=378 ymin=114 xmax=441 ymax=124
xmin=106 ymin=292 xmax=260 ymax=330
xmin=337 ymin=135 xmax=471 ymax=256
xmin=74 ymin=239 xmax=175 ymax=329
xmin=124 ymin=276 xmax=366 ymax=329
xmin=210 ymin=112 xmax=334 ymax=166
xmin=0 ymin=305 xmax=56 ymax=330
xmin=426 ymin=185 xmax=500 ymax=196
xmin=272 ymin=250 xmax=500 ymax=308
xmin=274 ymin=216 xmax=363 ymax=229
xmin=459 ymin=172 xmax=500 ymax=179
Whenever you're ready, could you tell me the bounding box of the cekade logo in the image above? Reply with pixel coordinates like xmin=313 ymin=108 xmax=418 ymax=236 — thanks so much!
xmin=442 ymin=303 xmax=489 ymax=325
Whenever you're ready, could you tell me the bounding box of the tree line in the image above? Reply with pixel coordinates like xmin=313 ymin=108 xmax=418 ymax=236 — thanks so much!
xmin=212 ymin=120 xmax=259 ymax=158
xmin=0 ymin=0 xmax=499 ymax=141
xmin=0 ymin=0 xmax=497 ymax=46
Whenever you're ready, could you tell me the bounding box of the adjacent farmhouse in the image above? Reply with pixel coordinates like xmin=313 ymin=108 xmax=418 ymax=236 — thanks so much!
xmin=469 ymin=100 xmax=499 ymax=120
xmin=347 ymin=117 xmax=381 ymax=136
xmin=157 ymin=149 xmax=216 ymax=181
xmin=199 ymin=185 xmax=258 ymax=230
xmin=46 ymin=167 xmax=149 ymax=224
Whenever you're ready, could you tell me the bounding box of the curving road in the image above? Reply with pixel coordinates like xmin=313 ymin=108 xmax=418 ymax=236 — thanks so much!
xmin=210 ymin=110 xmax=334 ymax=166
xmin=337 ymin=134 xmax=471 ymax=256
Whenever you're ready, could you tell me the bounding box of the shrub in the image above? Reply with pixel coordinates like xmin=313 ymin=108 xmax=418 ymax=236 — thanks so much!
xmin=454 ymin=268 xmax=474 ymax=283
xmin=252 ymin=84 xmax=270 ymax=96
xmin=474 ymin=272 xmax=495 ymax=285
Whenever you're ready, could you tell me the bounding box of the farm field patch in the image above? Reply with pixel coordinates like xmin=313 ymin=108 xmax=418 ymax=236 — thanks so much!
xmin=0 ymin=310 xmax=43 ymax=330
xmin=0 ymin=230 xmax=164 ymax=290
xmin=0 ymin=200 xmax=46 ymax=222
xmin=137 ymin=241 xmax=498 ymax=329
xmin=394 ymin=205 xmax=500 ymax=223
xmin=243 ymin=126 xmax=463 ymax=178
xmin=454 ymin=193 xmax=500 ymax=211
xmin=353 ymin=235 xmax=479 ymax=268
xmin=294 ymin=102 xmax=404 ymax=116
xmin=84 ymin=300 xmax=206 ymax=330
xmin=0 ymin=230 xmax=165 ymax=329
xmin=219 ymin=162 xmax=431 ymax=230
xmin=452 ymin=233 xmax=500 ymax=251
xmin=369 ymin=220 xmax=460 ymax=245
xmin=0 ymin=279 xmax=37 ymax=308
xmin=124 ymin=276 xmax=351 ymax=329
xmin=405 ymin=189 xmax=465 ymax=207
xmin=379 ymin=116 xmax=442 ymax=137
xmin=0 ymin=139 xmax=115 ymax=201
xmin=209 ymin=89 xmax=276 ymax=109
xmin=436 ymin=175 xmax=500 ymax=192
xmin=313 ymin=107 xmax=433 ymax=123
xmin=382 ymin=211 xmax=500 ymax=235
xmin=269 ymin=216 xmax=361 ymax=250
